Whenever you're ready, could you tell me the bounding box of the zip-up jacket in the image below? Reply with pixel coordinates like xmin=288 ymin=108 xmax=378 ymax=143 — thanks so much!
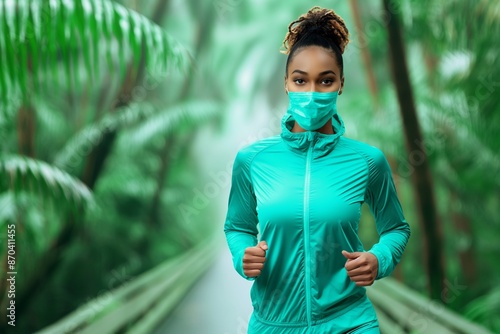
xmin=224 ymin=113 xmax=411 ymax=333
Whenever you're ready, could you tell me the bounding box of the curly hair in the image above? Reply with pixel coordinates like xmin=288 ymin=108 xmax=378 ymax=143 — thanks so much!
xmin=282 ymin=6 xmax=350 ymax=76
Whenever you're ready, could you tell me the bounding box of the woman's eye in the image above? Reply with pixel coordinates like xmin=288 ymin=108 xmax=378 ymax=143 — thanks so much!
xmin=294 ymin=79 xmax=305 ymax=85
xmin=321 ymin=79 xmax=334 ymax=85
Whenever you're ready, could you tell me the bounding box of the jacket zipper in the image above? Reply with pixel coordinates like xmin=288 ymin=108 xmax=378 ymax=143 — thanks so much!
xmin=303 ymin=142 xmax=313 ymax=327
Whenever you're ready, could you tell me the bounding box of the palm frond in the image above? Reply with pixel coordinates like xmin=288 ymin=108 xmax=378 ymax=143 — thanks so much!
xmin=0 ymin=192 xmax=16 ymax=226
xmin=127 ymin=101 xmax=221 ymax=147
xmin=0 ymin=0 xmax=191 ymax=116
xmin=0 ymin=155 xmax=93 ymax=209
xmin=464 ymin=286 xmax=500 ymax=332
xmin=53 ymin=102 xmax=156 ymax=172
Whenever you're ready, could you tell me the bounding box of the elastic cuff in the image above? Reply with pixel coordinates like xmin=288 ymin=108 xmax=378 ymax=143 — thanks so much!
xmin=367 ymin=248 xmax=387 ymax=280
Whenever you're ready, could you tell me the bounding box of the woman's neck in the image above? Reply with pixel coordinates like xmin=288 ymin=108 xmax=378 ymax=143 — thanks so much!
xmin=291 ymin=118 xmax=335 ymax=134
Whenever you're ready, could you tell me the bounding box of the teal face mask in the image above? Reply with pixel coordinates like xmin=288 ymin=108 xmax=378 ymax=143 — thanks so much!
xmin=287 ymin=91 xmax=339 ymax=131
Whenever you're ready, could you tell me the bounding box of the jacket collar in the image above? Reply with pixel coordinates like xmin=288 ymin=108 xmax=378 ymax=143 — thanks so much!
xmin=280 ymin=113 xmax=345 ymax=157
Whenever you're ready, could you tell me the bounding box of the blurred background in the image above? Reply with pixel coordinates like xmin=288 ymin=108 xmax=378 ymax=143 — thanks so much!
xmin=0 ymin=0 xmax=499 ymax=333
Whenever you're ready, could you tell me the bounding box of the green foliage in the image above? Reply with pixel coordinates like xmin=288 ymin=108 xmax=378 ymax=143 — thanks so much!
xmin=36 ymin=238 xmax=220 ymax=334
xmin=464 ymin=287 xmax=500 ymax=333
xmin=360 ymin=0 xmax=500 ymax=329
xmin=127 ymin=101 xmax=221 ymax=147
xmin=53 ymin=102 xmax=157 ymax=173
xmin=0 ymin=0 xmax=190 ymax=116
xmin=1 ymin=0 xmax=499 ymax=332
xmin=0 ymin=0 xmax=219 ymax=333
xmin=0 ymin=154 xmax=93 ymax=210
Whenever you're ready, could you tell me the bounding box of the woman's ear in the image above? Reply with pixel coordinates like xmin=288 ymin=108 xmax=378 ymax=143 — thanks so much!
xmin=284 ymin=76 xmax=288 ymax=95
xmin=339 ymin=77 xmax=345 ymax=95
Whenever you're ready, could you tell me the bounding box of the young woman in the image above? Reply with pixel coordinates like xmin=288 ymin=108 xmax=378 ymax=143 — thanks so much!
xmin=224 ymin=6 xmax=410 ymax=334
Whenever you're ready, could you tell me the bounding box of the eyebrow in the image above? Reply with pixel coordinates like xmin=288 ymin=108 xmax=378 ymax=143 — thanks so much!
xmin=291 ymin=69 xmax=337 ymax=76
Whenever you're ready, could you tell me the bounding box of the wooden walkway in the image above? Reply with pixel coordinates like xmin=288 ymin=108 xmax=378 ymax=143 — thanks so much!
xmin=154 ymin=245 xmax=253 ymax=334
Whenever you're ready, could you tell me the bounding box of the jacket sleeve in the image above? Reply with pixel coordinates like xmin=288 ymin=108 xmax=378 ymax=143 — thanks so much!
xmin=364 ymin=148 xmax=411 ymax=279
xmin=224 ymin=150 xmax=259 ymax=281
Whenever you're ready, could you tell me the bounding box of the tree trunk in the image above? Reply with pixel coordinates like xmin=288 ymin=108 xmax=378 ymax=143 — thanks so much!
xmin=382 ymin=0 xmax=445 ymax=301
xmin=16 ymin=104 xmax=36 ymax=157
xmin=351 ymin=2 xmax=407 ymax=282
xmin=349 ymin=0 xmax=380 ymax=109
xmin=148 ymin=135 xmax=175 ymax=227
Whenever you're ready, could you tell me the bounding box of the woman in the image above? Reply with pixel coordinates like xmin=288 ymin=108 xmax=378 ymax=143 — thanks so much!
xmin=224 ymin=6 xmax=410 ymax=334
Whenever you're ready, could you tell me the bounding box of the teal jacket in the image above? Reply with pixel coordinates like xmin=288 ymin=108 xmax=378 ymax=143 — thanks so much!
xmin=224 ymin=113 xmax=410 ymax=333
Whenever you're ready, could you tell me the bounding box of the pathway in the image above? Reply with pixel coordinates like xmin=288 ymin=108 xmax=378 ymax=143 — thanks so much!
xmin=154 ymin=245 xmax=254 ymax=334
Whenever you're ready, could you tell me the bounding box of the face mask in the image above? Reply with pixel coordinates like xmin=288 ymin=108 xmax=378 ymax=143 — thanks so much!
xmin=286 ymin=91 xmax=339 ymax=131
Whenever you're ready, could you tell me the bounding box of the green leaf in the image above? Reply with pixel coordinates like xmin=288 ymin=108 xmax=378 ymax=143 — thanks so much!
xmin=45 ymin=1 xmax=58 ymax=91
xmin=128 ymin=8 xmax=141 ymax=70
xmin=0 ymin=193 xmax=17 ymax=226
xmin=0 ymin=31 xmax=7 ymax=114
xmin=88 ymin=0 xmax=100 ymax=79
xmin=1 ymin=0 xmax=191 ymax=113
xmin=56 ymin=1 xmax=73 ymax=95
xmin=14 ymin=0 xmax=27 ymax=101
xmin=2 ymin=1 xmax=16 ymax=92
xmin=141 ymin=15 xmax=154 ymax=72
xmin=27 ymin=2 xmax=39 ymax=93
xmin=78 ymin=1 xmax=93 ymax=82
xmin=101 ymin=0 xmax=114 ymax=71
xmin=68 ymin=1 xmax=81 ymax=93
xmin=127 ymin=101 xmax=221 ymax=148
xmin=53 ymin=102 xmax=157 ymax=172
xmin=0 ymin=155 xmax=94 ymax=209
xmin=113 ymin=4 xmax=125 ymax=71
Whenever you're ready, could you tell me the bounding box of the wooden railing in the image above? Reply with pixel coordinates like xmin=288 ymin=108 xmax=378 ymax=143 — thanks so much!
xmin=367 ymin=278 xmax=492 ymax=334
xmin=36 ymin=235 xmax=492 ymax=334
xmin=35 ymin=235 xmax=220 ymax=334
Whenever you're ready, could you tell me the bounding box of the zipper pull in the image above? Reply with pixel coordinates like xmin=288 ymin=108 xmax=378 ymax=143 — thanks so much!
xmin=306 ymin=131 xmax=315 ymax=143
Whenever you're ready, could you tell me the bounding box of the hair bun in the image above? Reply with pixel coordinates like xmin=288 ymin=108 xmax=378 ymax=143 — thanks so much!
xmin=282 ymin=6 xmax=350 ymax=54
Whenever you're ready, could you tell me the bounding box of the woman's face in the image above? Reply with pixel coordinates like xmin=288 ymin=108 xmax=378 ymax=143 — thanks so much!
xmin=285 ymin=45 xmax=344 ymax=94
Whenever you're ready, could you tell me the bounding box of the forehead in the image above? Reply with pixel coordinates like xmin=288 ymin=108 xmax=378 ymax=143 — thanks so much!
xmin=288 ymin=46 xmax=339 ymax=74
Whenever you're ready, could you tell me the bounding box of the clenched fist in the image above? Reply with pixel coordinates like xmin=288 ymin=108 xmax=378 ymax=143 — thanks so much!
xmin=342 ymin=250 xmax=379 ymax=286
xmin=243 ymin=241 xmax=268 ymax=278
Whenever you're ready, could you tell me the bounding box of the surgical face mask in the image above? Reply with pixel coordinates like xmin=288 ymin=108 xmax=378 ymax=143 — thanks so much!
xmin=286 ymin=91 xmax=339 ymax=131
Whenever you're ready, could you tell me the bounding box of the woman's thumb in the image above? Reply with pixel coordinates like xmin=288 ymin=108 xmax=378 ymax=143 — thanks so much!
xmin=342 ymin=250 xmax=358 ymax=259
xmin=257 ymin=240 xmax=268 ymax=251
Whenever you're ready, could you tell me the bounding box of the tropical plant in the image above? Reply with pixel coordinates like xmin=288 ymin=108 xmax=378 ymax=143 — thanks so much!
xmin=1 ymin=0 xmax=499 ymax=332
xmin=350 ymin=0 xmax=500 ymax=330
xmin=0 ymin=0 xmax=221 ymax=332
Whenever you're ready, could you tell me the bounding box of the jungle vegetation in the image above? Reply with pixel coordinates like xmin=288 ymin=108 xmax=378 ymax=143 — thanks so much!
xmin=0 ymin=0 xmax=499 ymax=333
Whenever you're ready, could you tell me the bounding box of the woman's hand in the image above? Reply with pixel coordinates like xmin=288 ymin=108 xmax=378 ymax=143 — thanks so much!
xmin=243 ymin=241 xmax=268 ymax=278
xmin=342 ymin=250 xmax=379 ymax=286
